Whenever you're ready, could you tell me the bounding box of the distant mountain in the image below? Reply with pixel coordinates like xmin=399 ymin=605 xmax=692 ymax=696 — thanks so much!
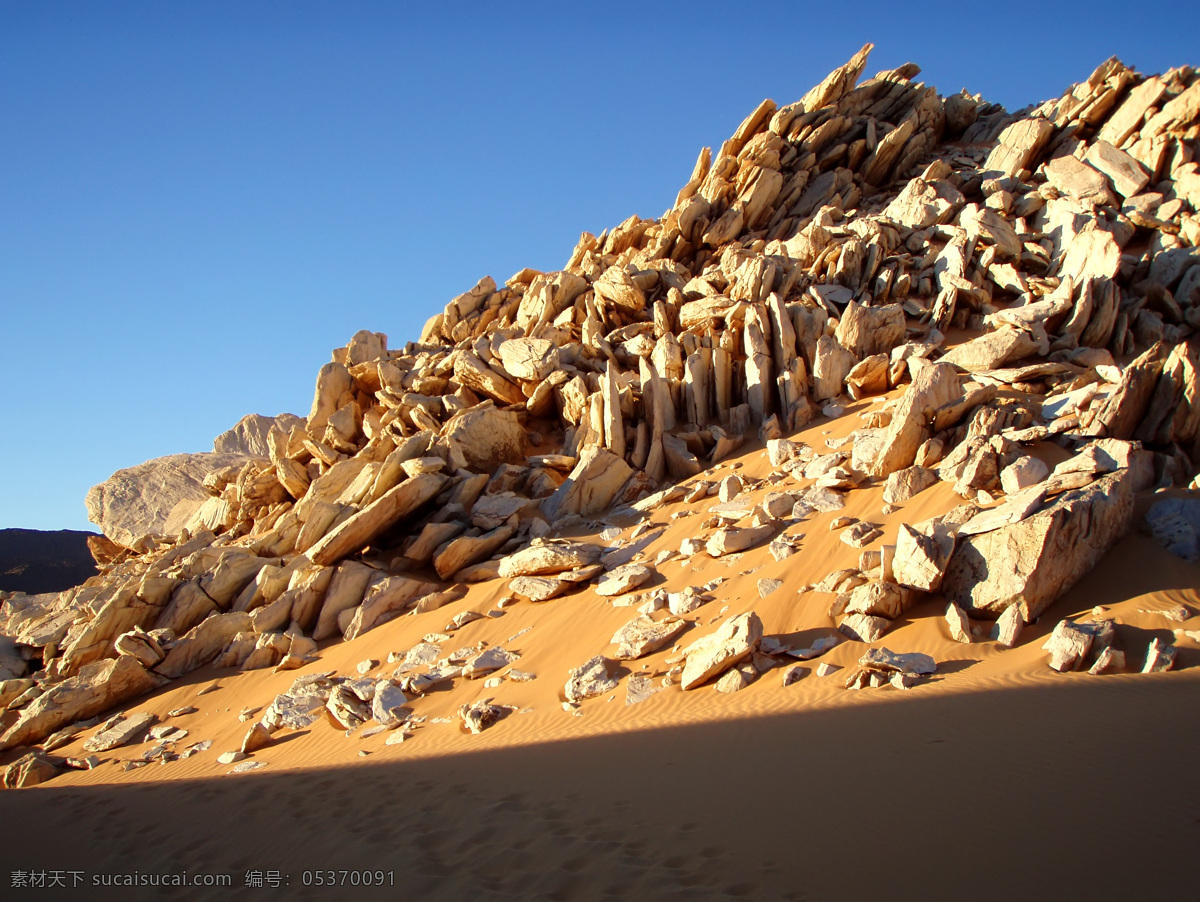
xmin=0 ymin=528 xmax=98 ymax=595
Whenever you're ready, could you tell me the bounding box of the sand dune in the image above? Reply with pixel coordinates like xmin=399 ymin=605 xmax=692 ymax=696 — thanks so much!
xmin=3 ymin=673 xmax=1199 ymax=901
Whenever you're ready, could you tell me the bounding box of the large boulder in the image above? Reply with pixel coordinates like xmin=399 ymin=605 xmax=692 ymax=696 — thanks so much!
xmin=308 ymin=473 xmax=447 ymax=567
xmin=86 ymin=452 xmax=256 ymax=546
xmin=540 ymin=447 xmax=634 ymax=520
xmin=680 ymin=611 xmax=763 ymax=690
xmin=941 ymin=467 xmax=1143 ymax=622
xmin=866 ymin=363 xmax=961 ymax=478
xmin=443 ymin=405 xmax=527 ymax=474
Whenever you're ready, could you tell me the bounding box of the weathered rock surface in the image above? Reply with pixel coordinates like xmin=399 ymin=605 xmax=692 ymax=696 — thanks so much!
xmin=0 ymin=656 xmax=166 ymax=751
xmin=86 ymin=452 xmax=257 ymax=546
xmin=611 ymin=615 xmax=688 ymax=659
xmin=942 ymin=469 xmax=1139 ymax=621
xmin=680 ymin=612 xmax=763 ymax=690
xmin=564 ymin=655 xmax=619 ymax=702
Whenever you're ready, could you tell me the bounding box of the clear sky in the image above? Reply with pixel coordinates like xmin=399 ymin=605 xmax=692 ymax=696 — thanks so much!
xmin=2 ymin=1 xmax=1197 ymax=533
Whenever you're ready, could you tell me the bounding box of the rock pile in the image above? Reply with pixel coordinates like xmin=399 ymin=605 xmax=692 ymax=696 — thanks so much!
xmin=4 ymin=45 xmax=1200 ymax=772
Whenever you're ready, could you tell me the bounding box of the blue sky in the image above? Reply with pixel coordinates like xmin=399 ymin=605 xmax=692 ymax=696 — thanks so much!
xmin=2 ymin=1 xmax=1197 ymax=532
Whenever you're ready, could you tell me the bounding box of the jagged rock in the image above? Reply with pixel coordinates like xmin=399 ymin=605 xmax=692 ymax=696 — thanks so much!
xmin=443 ymin=405 xmax=526 ymax=474
xmin=499 ymin=542 xmax=601 ymax=578
xmin=1044 ymin=154 xmax=1115 ymax=207
xmin=1089 ymin=646 xmax=1126 ymax=675
xmin=706 ymin=524 xmax=774 ymax=557
xmin=596 ymin=563 xmax=654 ymax=596
xmin=717 ymin=474 xmax=743 ymax=502
xmin=835 ymin=303 xmax=906 ymax=358
xmin=844 ymin=581 xmax=906 ymax=619
xmin=993 ymin=604 xmax=1024 ymax=648
xmin=858 ymin=647 xmax=937 ymax=675
xmin=767 ymin=439 xmax=802 ymax=467
xmin=156 ymin=611 xmax=253 ymax=679
xmin=984 ymin=117 xmax=1054 ymax=177
xmin=866 ymin=363 xmax=961 ymax=478
xmin=893 ymin=523 xmax=955 ymax=593
xmin=680 ymin=611 xmax=763 ymax=690
xmin=1142 ymin=638 xmax=1177 ymax=673
xmin=611 ymin=615 xmax=688 ymax=659
xmin=839 ymin=613 xmax=890 ymax=643
xmin=2 ymin=751 xmax=62 ymax=788
xmin=882 ymin=466 xmax=938 ymax=505
xmin=308 ymin=473 xmax=447 ymax=567
xmin=1000 ymin=456 xmax=1049 ymax=494
xmin=508 ymin=575 xmax=570 ymax=602
xmin=846 ymin=354 xmax=890 ymax=399
xmin=941 ymin=328 xmax=1041 ymax=372
xmin=240 ymin=722 xmax=274 ymax=754
xmin=0 ymin=656 xmax=166 ymax=751
xmin=81 ymin=711 xmax=155 ymax=752
xmin=943 ymin=468 xmax=1140 ymax=621
xmin=214 ymin=413 xmax=304 ymax=457
xmin=541 ymin=448 xmax=634 ymax=520
xmin=326 ymin=684 xmax=370 ymax=729
xmin=956 ymin=485 xmax=1046 ymax=537
xmin=1043 ymin=620 xmax=1093 ymax=672
xmin=434 ymin=524 xmax=515 ymax=581
xmin=564 ymin=655 xmax=619 ymax=702
xmin=462 ymin=646 xmax=518 ymax=679
xmin=813 ymin=335 xmax=857 ymax=402
xmin=498 ymin=338 xmax=559 ymax=382
xmin=625 ymin=674 xmax=664 ymax=705
xmin=313 ymin=561 xmax=376 ymax=641
xmin=113 ymin=627 xmax=166 ymax=668
xmin=1082 ymin=342 xmax=1171 ymax=440
xmin=945 ymin=603 xmax=971 ymax=644
xmin=460 ymin=698 xmax=505 ymax=734
xmin=715 ymin=666 xmax=753 ymax=693
xmin=343 ymin=577 xmax=442 ymax=641
xmin=86 ymin=452 xmax=258 ymax=545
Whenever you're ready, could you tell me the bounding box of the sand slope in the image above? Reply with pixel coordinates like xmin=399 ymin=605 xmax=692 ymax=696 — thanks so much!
xmin=2 ymin=411 xmax=1200 ymax=898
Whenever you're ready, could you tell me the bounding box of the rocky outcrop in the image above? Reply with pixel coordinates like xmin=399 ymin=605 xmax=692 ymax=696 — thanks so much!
xmin=213 ymin=413 xmax=304 ymax=457
xmin=86 ymin=452 xmax=258 ymax=547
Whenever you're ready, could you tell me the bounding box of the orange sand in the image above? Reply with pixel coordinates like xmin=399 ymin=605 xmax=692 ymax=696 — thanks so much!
xmin=3 ymin=405 xmax=1200 ymax=899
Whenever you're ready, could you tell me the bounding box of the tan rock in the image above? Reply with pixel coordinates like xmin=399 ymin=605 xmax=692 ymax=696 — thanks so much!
xmin=0 ymin=656 xmax=166 ymax=752
xmin=984 ymin=118 xmax=1055 ymax=177
xmin=443 ymin=405 xmax=526 ymax=474
xmin=942 ymin=469 xmax=1139 ymax=621
xmin=882 ymin=466 xmax=937 ymax=505
xmin=945 ymin=603 xmax=971 ymax=643
xmin=610 ymin=615 xmax=688 ymax=660
xmin=540 ymin=448 xmax=634 ymax=520
xmin=497 ymin=338 xmax=559 ymax=382
xmin=342 ymin=578 xmax=441 ymax=641
xmin=433 ymin=524 xmax=515 ymax=581
xmin=893 ymin=523 xmax=956 ymax=593
xmin=1082 ymin=140 xmax=1149 ymax=199
xmin=453 ymin=351 xmax=525 ymax=406
xmin=680 ymin=612 xmax=763 ymax=690
xmin=867 ymin=363 xmax=961 ymax=478
xmin=156 ymin=611 xmax=254 ymax=679
xmin=499 ymin=542 xmax=600 ymax=578
xmin=835 ymin=303 xmax=906 ymax=358
xmin=308 ymin=473 xmax=447 ymax=567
